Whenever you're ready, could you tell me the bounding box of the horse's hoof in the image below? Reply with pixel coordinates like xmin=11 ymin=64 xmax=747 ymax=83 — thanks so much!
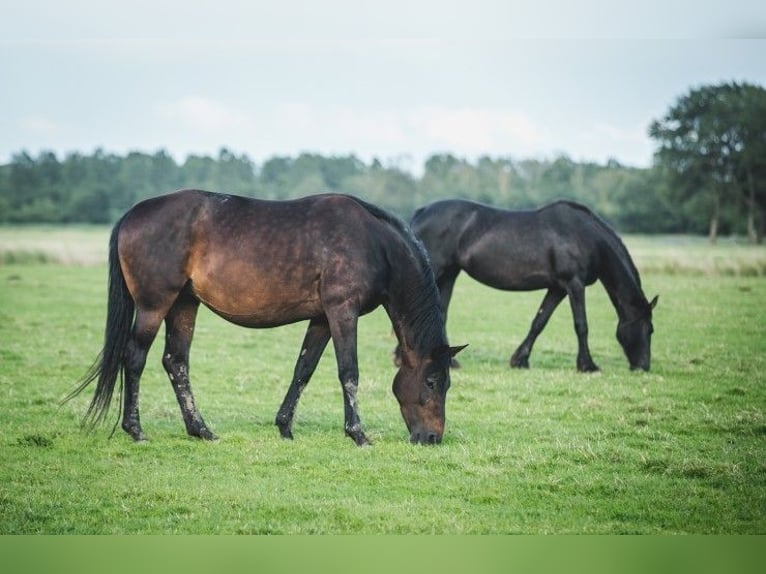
xmin=347 ymin=428 xmax=371 ymax=447
xmin=276 ymin=420 xmax=294 ymax=440
xmin=578 ymin=363 xmax=600 ymax=373
xmin=510 ymin=356 xmax=529 ymax=369
xmin=197 ymin=428 xmax=218 ymax=441
xmin=122 ymin=423 xmax=147 ymax=442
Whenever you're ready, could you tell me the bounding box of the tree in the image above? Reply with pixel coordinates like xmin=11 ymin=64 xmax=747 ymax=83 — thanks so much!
xmin=420 ymin=153 xmax=473 ymax=201
xmin=649 ymin=82 xmax=766 ymax=243
xmin=0 ymin=147 xmax=680 ymax=230
xmin=259 ymin=156 xmax=293 ymax=199
xmin=214 ymin=148 xmax=257 ymax=196
xmin=180 ymin=154 xmax=217 ymax=193
xmin=736 ymin=84 xmax=766 ymax=242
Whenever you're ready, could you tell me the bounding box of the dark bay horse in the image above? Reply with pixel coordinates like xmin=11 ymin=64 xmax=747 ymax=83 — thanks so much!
xmin=66 ymin=190 xmax=465 ymax=445
xmin=409 ymin=199 xmax=657 ymax=372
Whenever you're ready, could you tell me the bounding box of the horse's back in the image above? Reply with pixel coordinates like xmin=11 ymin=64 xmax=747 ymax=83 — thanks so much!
xmin=411 ymin=199 xmax=487 ymax=272
xmin=117 ymin=190 xmax=403 ymax=326
xmin=119 ymin=189 xmax=388 ymax=265
xmin=413 ymin=199 xmax=606 ymax=290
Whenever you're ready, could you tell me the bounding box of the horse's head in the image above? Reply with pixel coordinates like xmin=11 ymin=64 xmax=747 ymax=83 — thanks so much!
xmin=617 ymin=295 xmax=658 ymax=371
xmin=392 ymin=344 xmax=467 ymax=444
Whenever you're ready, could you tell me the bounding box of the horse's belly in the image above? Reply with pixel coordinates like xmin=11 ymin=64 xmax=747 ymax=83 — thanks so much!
xmin=206 ymin=300 xmax=322 ymax=328
xmin=461 ymin=251 xmax=551 ymax=291
xmin=190 ymin=274 xmax=323 ymax=328
xmin=464 ymin=267 xmax=550 ymax=291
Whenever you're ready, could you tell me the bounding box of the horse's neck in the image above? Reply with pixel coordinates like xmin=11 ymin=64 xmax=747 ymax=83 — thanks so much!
xmin=599 ymin=240 xmax=646 ymax=320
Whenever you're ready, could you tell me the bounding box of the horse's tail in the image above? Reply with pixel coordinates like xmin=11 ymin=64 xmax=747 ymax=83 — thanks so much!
xmin=62 ymin=216 xmax=134 ymax=431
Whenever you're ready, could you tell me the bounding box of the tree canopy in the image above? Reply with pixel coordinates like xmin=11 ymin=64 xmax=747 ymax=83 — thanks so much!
xmin=649 ymin=81 xmax=766 ymax=242
xmin=0 ymin=148 xmax=685 ymax=233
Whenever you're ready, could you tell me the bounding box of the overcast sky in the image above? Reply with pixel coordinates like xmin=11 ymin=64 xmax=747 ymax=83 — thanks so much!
xmin=2 ymin=1 xmax=765 ymax=173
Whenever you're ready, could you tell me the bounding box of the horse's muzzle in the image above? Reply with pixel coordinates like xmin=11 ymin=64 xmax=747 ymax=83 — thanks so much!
xmin=410 ymin=431 xmax=443 ymax=445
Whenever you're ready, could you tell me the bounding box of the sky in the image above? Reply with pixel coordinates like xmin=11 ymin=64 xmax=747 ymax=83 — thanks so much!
xmin=2 ymin=1 xmax=765 ymax=174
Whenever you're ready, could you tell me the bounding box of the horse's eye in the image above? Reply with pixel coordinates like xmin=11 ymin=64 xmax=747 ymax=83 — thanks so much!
xmin=426 ymin=375 xmax=438 ymax=390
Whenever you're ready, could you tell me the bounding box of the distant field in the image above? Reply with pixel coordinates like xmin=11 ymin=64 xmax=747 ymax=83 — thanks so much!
xmin=0 ymin=225 xmax=110 ymax=265
xmin=0 ymin=227 xmax=764 ymax=533
xmin=2 ymin=225 xmax=765 ymax=276
xmin=624 ymin=234 xmax=766 ymax=277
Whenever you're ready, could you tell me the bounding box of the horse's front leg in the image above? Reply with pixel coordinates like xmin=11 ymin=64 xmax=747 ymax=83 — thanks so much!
xmin=566 ymin=281 xmax=600 ymax=372
xmin=511 ymin=288 xmax=565 ymax=368
xmin=275 ymin=318 xmax=331 ymax=439
xmin=327 ymin=306 xmax=370 ymax=446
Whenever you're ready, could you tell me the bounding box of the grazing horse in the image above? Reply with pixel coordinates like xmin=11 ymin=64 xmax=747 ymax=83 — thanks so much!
xmin=66 ymin=190 xmax=465 ymax=445
xmin=409 ymin=199 xmax=657 ymax=372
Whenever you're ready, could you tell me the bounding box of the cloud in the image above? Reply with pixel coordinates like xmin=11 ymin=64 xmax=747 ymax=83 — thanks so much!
xmin=156 ymin=96 xmax=251 ymax=133
xmin=147 ymin=98 xmax=651 ymax=169
xmin=19 ymin=115 xmax=61 ymax=137
xmin=269 ymin=103 xmax=547 ymax=160
xmin=576 ymin=122 xmax=654 ymax=165
xmin=413 ymin=106 xmax=547 ymax=155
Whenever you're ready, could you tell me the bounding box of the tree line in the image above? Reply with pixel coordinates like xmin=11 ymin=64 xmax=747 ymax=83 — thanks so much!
xmin=1 ymin=81 xmax=764 ymax=241
xmin=0 ymin=148 xmax=674 ymax=231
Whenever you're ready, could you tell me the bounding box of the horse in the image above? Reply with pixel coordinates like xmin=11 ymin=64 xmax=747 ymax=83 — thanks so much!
xmin=65 ymin=189 xmax=465 ymax=445
xmin=408 ymin=199 xmax=657 ymax=372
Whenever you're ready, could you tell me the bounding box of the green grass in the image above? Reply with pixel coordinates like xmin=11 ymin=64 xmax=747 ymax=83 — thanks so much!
xmin=0 ymin=233 xmax=765 ymax=533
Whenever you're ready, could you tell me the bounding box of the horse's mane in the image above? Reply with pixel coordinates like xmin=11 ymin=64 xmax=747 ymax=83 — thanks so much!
xmin=545 ymin=200 xmax=644 ymax=293
xmin=347 ymin=196 xmax=445 ymax=351
xmin=346 ymin=196 xmax=434 ymax=276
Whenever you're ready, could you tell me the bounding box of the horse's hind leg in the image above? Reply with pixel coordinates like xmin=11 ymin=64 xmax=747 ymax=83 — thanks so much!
xmin=275 ymin=318 xmax=331 ymax=439
xmin=162 ymin=292 xmax=217 ymax=440
xmin=122 ymin=309 xmax=165 ymax=441
xmin=511 ymin=288 xmax=565 ymax=368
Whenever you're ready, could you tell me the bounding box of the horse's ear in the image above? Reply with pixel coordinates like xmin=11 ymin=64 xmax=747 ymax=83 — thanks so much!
xmin=450 ymin=344 xmax=468 ymax=357
xmin=431 ymin=344 xmax=468 ymax=363
xmin=649 ymin=295 xmax=659 ymax=310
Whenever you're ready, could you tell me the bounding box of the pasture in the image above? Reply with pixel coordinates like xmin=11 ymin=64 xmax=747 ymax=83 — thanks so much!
xmin=0 ymin=227 xmax=764 ymax=533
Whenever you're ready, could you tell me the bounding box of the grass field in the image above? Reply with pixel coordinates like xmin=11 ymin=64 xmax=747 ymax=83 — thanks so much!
xmin=0 ymin=228 xmax=764 ymax=533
